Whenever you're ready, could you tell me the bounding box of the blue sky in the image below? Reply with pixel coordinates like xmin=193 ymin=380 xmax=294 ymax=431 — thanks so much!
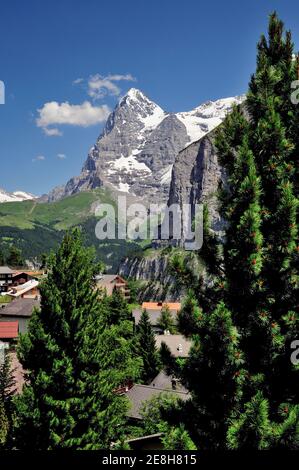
xmin=0 ymin=0 xmax=298 ymax=195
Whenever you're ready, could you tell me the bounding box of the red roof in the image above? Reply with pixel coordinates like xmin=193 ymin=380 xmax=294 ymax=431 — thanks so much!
xmin=0 ymin=321 xmax=19 ymax=339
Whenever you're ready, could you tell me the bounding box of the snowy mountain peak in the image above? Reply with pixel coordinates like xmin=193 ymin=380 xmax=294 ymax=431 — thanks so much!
xmin=0 ymin=188 xmax=37 ymax=203
xmin=48 ymin=90 xmax=245 ymax=204
xmin=177 ymin=95 xmax=245 ymax=145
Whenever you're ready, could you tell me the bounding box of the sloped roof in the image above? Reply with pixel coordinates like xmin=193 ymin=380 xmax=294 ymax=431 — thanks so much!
xmin=0 ymin=266 xmax=14 ymax=274
xmin=126 ymin=384 xmax=190 ymax=420
xmin=132 ymin=308 xmax=177 ymax=326
xmin=155 ymin=334 xmax=192 ymax=357
xmin=0 ymin=298 xmax=40 ymax=317
xmin=149 ymin=370 xmax=188 ymax=393
xmin=0 ymin=321 xmax=18 ymax=339
xmin=142 ymin=302 xmax=181 ymax=312
xmin=96 ymin=274 xmax=126 ymax=284
xmin=7 ymin=280 xmax=39 ymax=298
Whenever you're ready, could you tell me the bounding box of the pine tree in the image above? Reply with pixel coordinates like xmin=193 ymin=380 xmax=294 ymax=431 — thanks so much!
xmin=7 ymin=246 xmax=25 ymax=267
xmin=106 ymin=287 xmax=131 ymax=325
xmin=168 ymin=11 xmax=298 ymax=451
xmin=15 ymin=229 xmax=140 ymax=449
xmin=158 ymin=305 xmax=176 ymax=334
xmin=0 ymin=249 xmax=5 ymax=265
xmin=136 ymin=310 xmax=160 ymax=383
xmin=0 ymin=353 xmax=16 ymax=409
xmin=227 ymin=392 xmax=272 ymax=450
xmin=178 ymin=293 xmax=203 ymax=337
xmin=0 ymin=398 xmax=8 ymax=448
xmin=162 ymin=425 xmax=197 ymax=450
xmin=0 ymin=353 xmax=16 ymax=448
xmin=181 ymin=302 xmax=246 ymax=449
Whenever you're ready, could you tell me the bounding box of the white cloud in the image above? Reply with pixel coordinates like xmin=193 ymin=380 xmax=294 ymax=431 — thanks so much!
xmin=57 ymin=153 xmax=67 ymax=159
xmin=73 ymin=78 xmax=84 ymax=85
xmin=32 ymin=155 xmax=46 ymax=162
xmin=36 ymin=101 xmax=110 ymax=135
xmin=85 ymin=73 xmax=136 ymax=100
xmin=43 ymin=127 xmax=62 ymax=136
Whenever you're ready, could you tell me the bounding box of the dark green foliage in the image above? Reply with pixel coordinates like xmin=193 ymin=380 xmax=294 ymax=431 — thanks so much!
xmin=0 ymin=353 xmax=16 ymax=448
xmin=14 ymin=229 xmax=141 ymax=449
xmin=0 ymin=399 xmax=8 ymax=448
xmin=140 ymin=393 xmax=183 ymax=436
xmin=161 ymin=425 xmax=197 ymax=450
xmin=178 ymin=292 xmax=203 ymax=337
xmin=227 ymin=392 xmax=272 ymax=450
xmin=182 ymin=302 xmax=245 ymax=449
xmin=172 ymin=12 xmax=298 ymax=450
xmin=136 ymin=310 xmax=160 ymax=383
xmin=106 ymin=287 xmax=131 ymax=325
xmin=158 ymin=305 xmax=176 ymax=334
xmin=6 ymin=246 xmax=25 ymax=267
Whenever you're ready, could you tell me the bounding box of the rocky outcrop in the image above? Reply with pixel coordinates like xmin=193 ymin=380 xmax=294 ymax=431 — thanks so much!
xmin=119 ymin=252 xmax=184 ymax=301
xmin=167 ymin=128 xmax=226 ymax=241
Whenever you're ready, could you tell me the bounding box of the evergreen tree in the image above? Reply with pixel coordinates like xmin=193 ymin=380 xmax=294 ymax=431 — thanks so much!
xmin=227 ymin=392 xmax=272 ymax=450
xmin=0 ymin=353 xmax=16 ymax=448
xmin=136 ymin=310 xmax=160 ymax=383
xmin=0 ymin=353 xmax=16 ymax=420
xmin=0 ymin=398 xmax=8 ymax=448
xmin=158 ymin=305 xmax=176 ymax=334
xmin=7 ymin=246 xmax=25 ymax=267
xmin=173 ymin=12 xmax=299 ymax=450
xmin=161 ymin=425 xmax=197 ymax=450
xmin=106 ymin=287 xmax=131 ymax=325
xmin=0 ymin=249 xmax=5 ymax=265
xmin=181 ymin=302 xmax=246 ymax=449
xmin=15 ymin=229 xmax=140 ymax=449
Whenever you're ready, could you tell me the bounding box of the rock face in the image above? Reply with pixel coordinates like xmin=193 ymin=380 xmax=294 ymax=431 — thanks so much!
xmin=167 ymin=128 xmax=226 ymax=242
xmin=48 ymin=88 xmax=243 ymax=205
xmin=119 ymin=253 xmax=184 ymax=301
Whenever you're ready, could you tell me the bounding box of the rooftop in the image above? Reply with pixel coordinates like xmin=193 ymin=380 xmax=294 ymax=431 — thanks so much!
xmin=126 ymin=384 xmax=190 ymax=420
xmin=0 ymin=321 xmax=19 ymax=339
xmin=95 ymin=274 xmax=126 ymax=284
xmin=0 ymin=298 xmax=40 ymax=317
xmin=142 ymin=302 xmax=181 ymax=312
xmin=7 ymin=279 xmax=39 ymax=298
xmin=149 ymin=370 xmax=189 ymax=393
xmin=155 ymin=334 xmax=192 ymax=357
xmin=0 ymin=266 xmax=14 ymax=274
xmin=132 ymin=308 xmax=177 ymax=326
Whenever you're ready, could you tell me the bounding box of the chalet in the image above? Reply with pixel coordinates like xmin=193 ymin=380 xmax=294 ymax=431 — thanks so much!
xmin=7 ymin=279 xmax=40 ymax=299
xmin=11 ymin=271 xmax=39 ymax=286
xmin=0 ymin=298 xmax=40 ymax=333
xmin=155 ymin=334 xmax=192 ymax=358
xmin=0 ymin=266 xmax=14 ymax=293
xmin=96 ymin=274 xmax=130 ymax=299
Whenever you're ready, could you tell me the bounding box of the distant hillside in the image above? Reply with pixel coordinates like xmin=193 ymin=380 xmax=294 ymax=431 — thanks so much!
xmin=0 ymin=189 xmax=144 ymax=272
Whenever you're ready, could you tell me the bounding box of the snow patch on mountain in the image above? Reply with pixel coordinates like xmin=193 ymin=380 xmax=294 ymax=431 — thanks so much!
xmin=108 ymin=153 xmax=152 ymax=175
xmin=176 ymin=96 xmax=245 ymax=145
xmin=160 ymin=165 xmax=173 ymax=185
xmin=0 ymin=189 xmax=37 ymax=203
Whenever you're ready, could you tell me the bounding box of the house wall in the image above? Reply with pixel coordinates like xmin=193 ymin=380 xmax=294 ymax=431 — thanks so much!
xmin=0 ymin=316 xmax=28 ymax=334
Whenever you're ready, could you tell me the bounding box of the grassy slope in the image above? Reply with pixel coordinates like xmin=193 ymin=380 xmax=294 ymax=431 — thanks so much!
xmin=0 ymin=190 xmax=110 ymax=230
xmin=0 ymin=189 xmax=144 ymax=272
